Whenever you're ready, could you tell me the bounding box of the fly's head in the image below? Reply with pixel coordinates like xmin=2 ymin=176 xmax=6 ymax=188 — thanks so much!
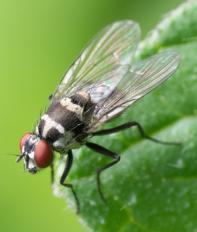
xmin=18 ymin=133 xmax=53 ymax=174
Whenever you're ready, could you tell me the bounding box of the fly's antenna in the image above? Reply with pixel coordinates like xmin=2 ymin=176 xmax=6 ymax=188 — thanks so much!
xmin=0 ymin=153 xmax=23 ymax=162
xmin=0 ymin=153 xmax=19 ymax=157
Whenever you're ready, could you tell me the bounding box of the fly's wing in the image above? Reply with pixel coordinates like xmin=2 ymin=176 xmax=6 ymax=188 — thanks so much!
xmin=90 ymin=50 xmax=180 ymax=129
xmin=52 ymin=20 xmax=141 ymax=102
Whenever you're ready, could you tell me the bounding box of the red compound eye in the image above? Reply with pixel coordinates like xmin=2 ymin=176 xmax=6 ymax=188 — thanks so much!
xmin=34 ymin=139 xmax=53 ymax=168
xmin=20 ymin=132 xmax=32 ymax=152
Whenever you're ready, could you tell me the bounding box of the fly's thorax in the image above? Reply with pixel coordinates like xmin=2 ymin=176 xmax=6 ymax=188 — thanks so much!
xmin=36 ymin=92 xmax=94 ymax=152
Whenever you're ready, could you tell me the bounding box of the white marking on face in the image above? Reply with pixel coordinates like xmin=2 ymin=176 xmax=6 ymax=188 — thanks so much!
xmin=60 ymin=98 xmax=82 ymax=116
xmin=25 ymin=151 xmax=36 ymax=170
xmin=41 ymin=114 xmax=65 ymax=137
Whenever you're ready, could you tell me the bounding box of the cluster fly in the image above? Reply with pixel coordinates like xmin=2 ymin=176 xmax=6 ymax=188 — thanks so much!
xmin=18 ymin=20 xmax=180 ymax=213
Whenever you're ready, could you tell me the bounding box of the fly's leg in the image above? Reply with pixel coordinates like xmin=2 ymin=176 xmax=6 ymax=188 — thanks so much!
xmin=48 ymin=94 xmax=53 ymax=100
xmin=50 ymin=162 xmax=54 ymax=184
xmin=86 ymin=142 xmax=120 ymax=203
xmin=91 ymin=121 xmax=180 ymax=146
xmin=60 ymin=150 xmax=80 ymax=214
xmin=87 ymin=122 xmax=180 ymax=202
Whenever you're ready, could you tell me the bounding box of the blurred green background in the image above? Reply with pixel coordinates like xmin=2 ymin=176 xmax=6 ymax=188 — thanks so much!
xmin=0 ymin=0 xmax=182 ymax=231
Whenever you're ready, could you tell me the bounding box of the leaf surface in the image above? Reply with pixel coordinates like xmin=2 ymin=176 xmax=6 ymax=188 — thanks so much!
xmin=54 ymin=2 xmax=197 ymax=231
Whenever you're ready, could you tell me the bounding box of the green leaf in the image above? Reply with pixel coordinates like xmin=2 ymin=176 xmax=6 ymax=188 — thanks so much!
xmin=53 ymin=1 xmax=197 ymax=231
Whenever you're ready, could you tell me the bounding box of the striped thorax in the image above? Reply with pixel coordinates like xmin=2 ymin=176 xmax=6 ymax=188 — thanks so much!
xmin=38 ymin=92 xmax=95 ymax=153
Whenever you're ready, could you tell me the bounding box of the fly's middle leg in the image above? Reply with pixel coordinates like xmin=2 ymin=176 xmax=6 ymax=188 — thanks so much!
xmin=86 ymin=142 xmax=120 ymax=203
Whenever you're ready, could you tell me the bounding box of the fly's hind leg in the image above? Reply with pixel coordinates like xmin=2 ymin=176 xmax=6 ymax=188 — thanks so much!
xmin=60 ymin=150 xmax=80 ymax=214
xmin=91 ymin=121 xmax=181 ymax=146
xmin=86 ymin=121 xmax=180 ymax=203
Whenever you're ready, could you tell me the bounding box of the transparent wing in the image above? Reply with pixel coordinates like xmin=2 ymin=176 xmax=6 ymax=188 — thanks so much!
xmin=52 ymin=20 xmax=141 ymax=101
xmin=91 ymin=50 xmax=180 ymax=127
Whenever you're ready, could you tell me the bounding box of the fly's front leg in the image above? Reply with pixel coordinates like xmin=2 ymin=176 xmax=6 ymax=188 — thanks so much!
xmin=60 ymin=150 xmax=80 ymax=214
xmin=91 ymin=121 xmax=180 ymax=145
xmin=48 ymin=94 xmax=53 ymax=100
xmin=86 ymin=142 xmax=120 ymax=203
xmin=50 ymin=162 xmax=54 ymax=184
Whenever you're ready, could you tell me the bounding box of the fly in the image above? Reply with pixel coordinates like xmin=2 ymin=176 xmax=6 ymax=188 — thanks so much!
xmin=17 ymin=20 xmax=180 ymax=213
